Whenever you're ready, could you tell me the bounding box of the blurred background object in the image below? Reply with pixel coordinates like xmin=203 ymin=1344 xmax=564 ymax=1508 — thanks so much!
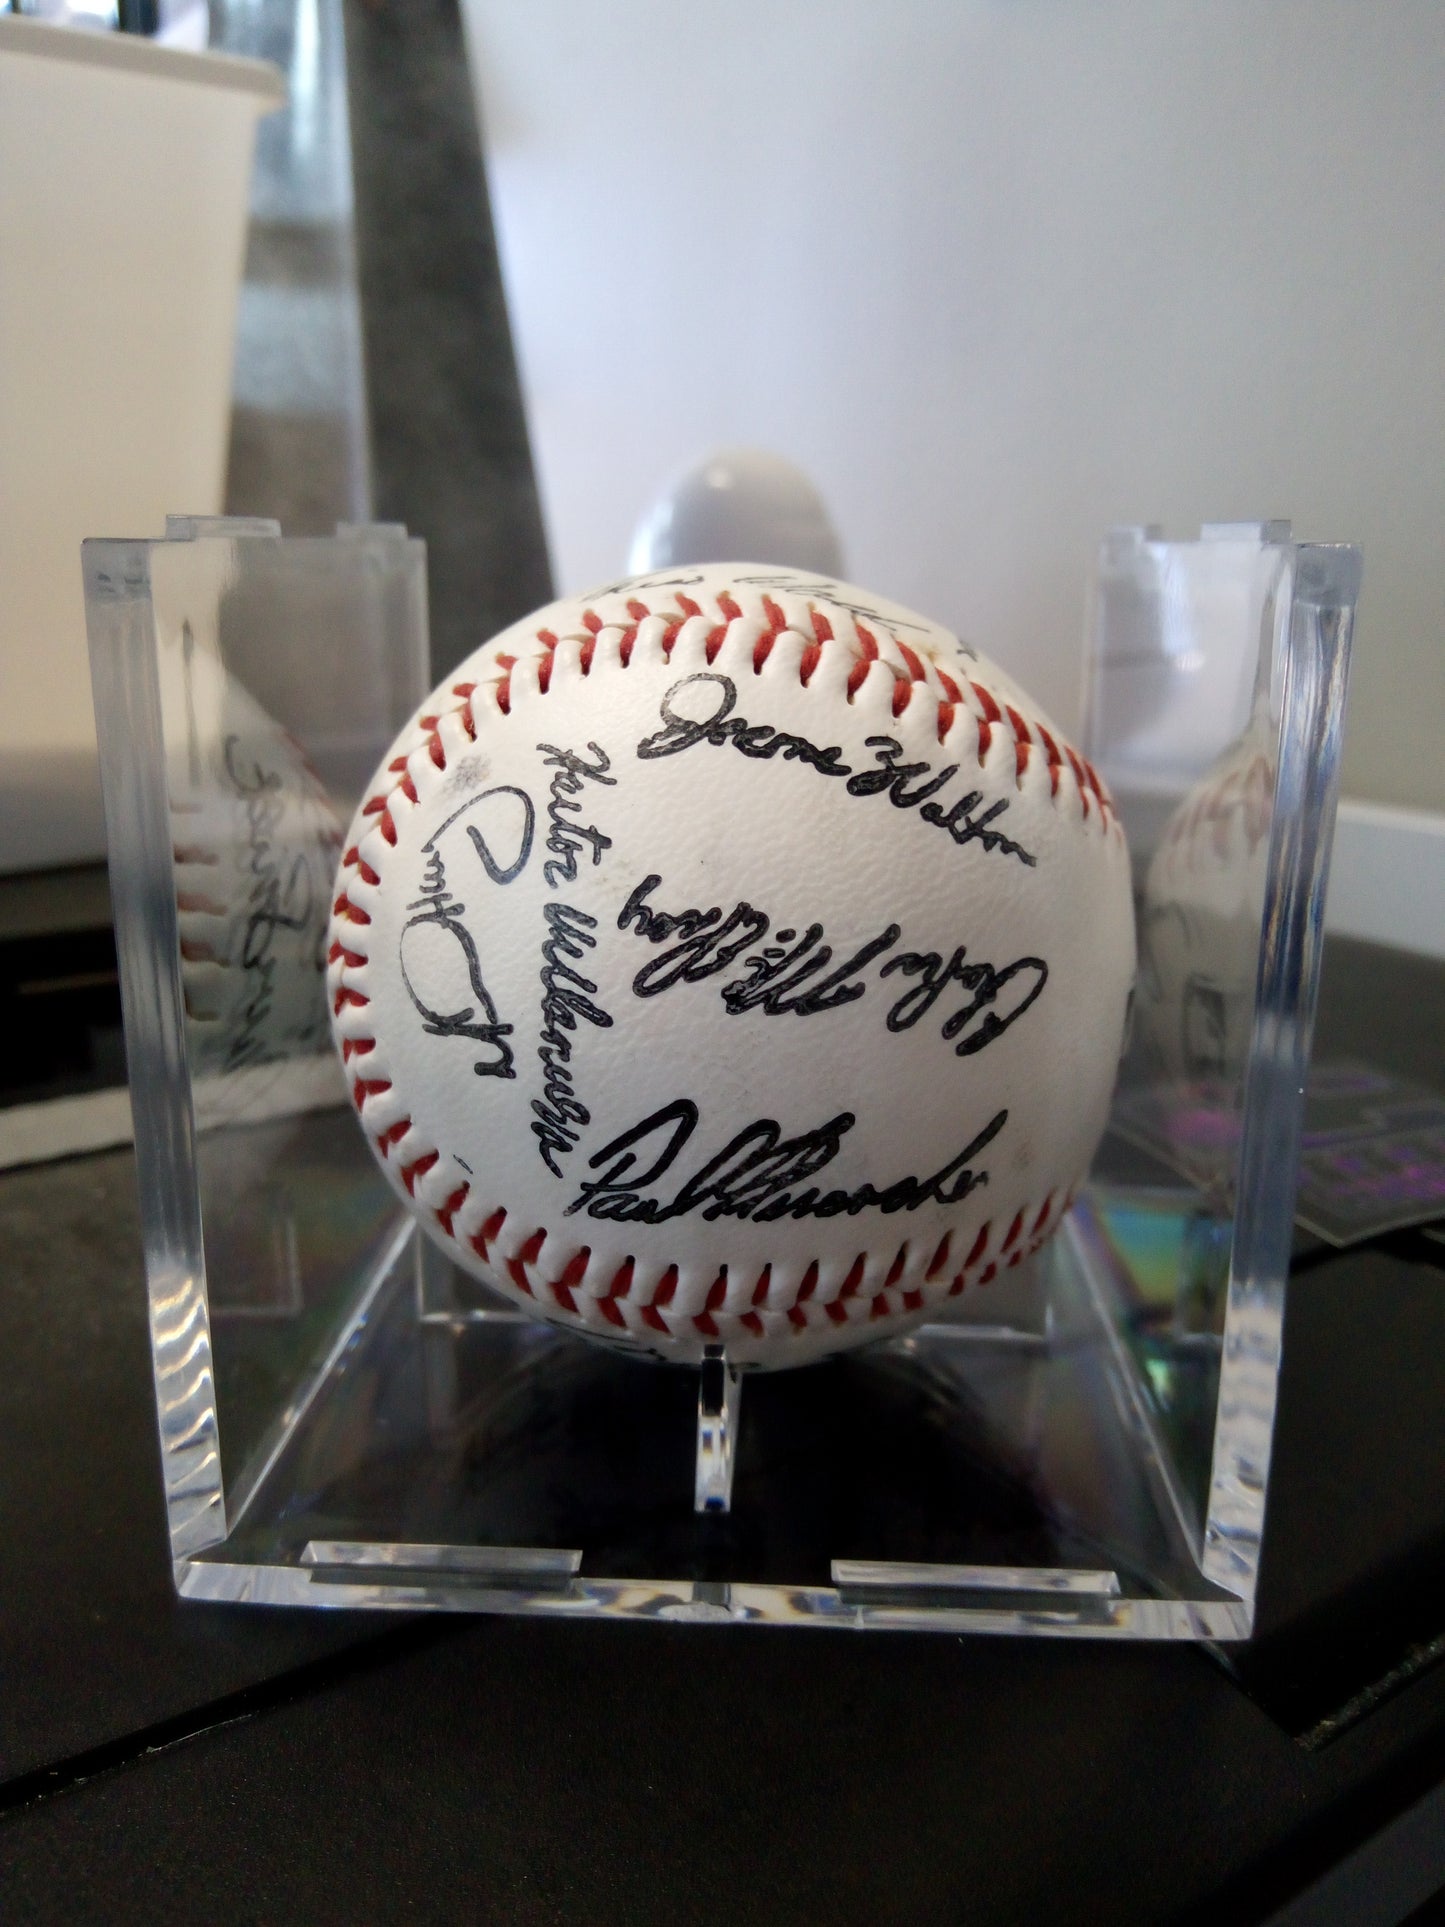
xmin=462 ymin=0 xmax=1445 ymax=830
xmin=0 ymin=0 xmax=552 ymax=1106
xmin=3 ymin=0 xmax=209 ymax=45
xmin=627 ymin=446 xmax=845 ymax=576
xmin=210 ymin=0 xmax=370 ymax=540
xmin=0 ymin=14 xmax=282 ymax=875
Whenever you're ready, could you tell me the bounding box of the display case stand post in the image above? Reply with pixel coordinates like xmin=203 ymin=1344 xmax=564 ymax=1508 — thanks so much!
xmin=694 ymin=1348 xmax=743 ymax=1514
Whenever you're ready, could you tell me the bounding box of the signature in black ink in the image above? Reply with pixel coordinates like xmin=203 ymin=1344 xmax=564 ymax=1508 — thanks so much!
xmin=720 ymin=922 xmax=902 ymax=1017
xmin=538 ymin=741 xmax=615 ymax=889
xmin=533 ymin=902 xmax=614 ymax=1176
xmin=618 ymin=874 xmax=769 ymax=994
xmin=637 ymin=675 xmax=1034 ymax=867
xmin=618 ymin=874 xmax=1049 ymax=1053
xmin=620 ymin=873 xmax=895 ymax=1014
xmin=847 ymin=736 xmax=1035 ymax=866
xmin=565 ymin=1099 xmax=1008 ymax=1225
xmin=222 ymin=735 xmax=321 ymax=1069
xmin=882 ymin=948 xmax=1048 ymax=1057
xmin=398 ymin=785 xmax=535 ymax=1079
xmin=637 ymin=672 xmax=851 ymax=778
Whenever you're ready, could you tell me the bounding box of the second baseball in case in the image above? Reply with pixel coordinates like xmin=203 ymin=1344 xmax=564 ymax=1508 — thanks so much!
xmin=329 ymin=566 xmax=1135 ymax=1369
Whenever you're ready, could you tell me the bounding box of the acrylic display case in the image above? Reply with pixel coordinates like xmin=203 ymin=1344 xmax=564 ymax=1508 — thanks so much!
xmin=85 ymin=517 xmax=1358 ymax=1637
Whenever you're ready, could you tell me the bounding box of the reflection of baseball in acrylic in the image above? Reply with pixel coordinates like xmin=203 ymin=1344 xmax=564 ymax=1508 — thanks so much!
xmin=328 ymin=567 xmax=1134 ymax=1367
xmin=169 ymin=637 xmax=343 ymax=1078
xmin=1135 ymin=723 xmax=1274 ymax=1088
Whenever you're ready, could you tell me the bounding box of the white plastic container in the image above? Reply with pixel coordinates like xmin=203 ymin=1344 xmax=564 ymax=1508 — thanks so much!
xmin=0 ymin=16 xmax=283 ymax=872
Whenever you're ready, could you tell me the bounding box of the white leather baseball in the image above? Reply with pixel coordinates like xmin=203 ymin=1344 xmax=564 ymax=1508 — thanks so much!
xmin=328 ymin=566 xmax=1134 ymax=1368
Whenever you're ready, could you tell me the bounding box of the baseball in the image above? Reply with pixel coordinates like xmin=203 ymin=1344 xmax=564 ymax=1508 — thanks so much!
xmin=328 ymin=566 xmax=1134 ymax=1368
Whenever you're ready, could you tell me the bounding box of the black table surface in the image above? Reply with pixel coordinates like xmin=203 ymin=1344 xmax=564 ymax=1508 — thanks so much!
xmin=2 ymin=933 xmax=1444 ymax=1925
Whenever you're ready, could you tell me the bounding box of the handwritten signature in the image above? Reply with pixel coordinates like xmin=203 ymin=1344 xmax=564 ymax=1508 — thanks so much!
xmin=619 ymin=874 xmax=1047 ymax=1054
xmin=637 ymin=674 xmax=1034 ymax=867
xmin=539 ymin=740 xmax=615 ymax=888
xmin=564 ymin=1098 xmax=1008 ymax=1225
xmin=533 ymin=901 xmax=614 ymax=1175
xmin=397 ymin=786 xmax=535 ymax=1079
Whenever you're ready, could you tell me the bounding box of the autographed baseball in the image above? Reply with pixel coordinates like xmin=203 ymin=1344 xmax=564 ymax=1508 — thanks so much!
xmin=329 ymin=566 xmax=1134 ymax=1367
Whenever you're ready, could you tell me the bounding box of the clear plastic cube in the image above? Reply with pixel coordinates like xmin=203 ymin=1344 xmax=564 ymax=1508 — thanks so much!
xmin=85 ymin=517 xmax=1358 ymax=1635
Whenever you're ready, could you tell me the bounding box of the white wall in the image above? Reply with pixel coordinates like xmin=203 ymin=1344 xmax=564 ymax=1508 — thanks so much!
xmin=462 ymin=0 xmax=1445 ymax=812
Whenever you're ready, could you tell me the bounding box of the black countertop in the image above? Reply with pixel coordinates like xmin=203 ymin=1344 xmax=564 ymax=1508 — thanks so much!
xmin=2 ymin=935 xmax=1443 ymax=1924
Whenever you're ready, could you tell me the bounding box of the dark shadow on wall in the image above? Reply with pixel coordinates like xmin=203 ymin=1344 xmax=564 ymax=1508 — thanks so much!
xmin=344 ymin=0 xmax=554 ymax=677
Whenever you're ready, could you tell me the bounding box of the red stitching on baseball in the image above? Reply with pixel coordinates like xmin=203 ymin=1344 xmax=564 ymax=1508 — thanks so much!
xmin=471 ymin=1208 xmax=507 ymax=1266
xmin=435 ymin=1183 xmax=468 ymax=1237
xmin=507 ymin=1228 xmax=545 ymax=1297
xmin=1065 ymin=746 xmax=1091 ymax=819
xmin=926 ymin=1232 xmax=951 ymax=1279
xmin=895 ymin=639 xmax=926 ymax=682
xmin=400 ymin=1149 xmax=438 ymax=1196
